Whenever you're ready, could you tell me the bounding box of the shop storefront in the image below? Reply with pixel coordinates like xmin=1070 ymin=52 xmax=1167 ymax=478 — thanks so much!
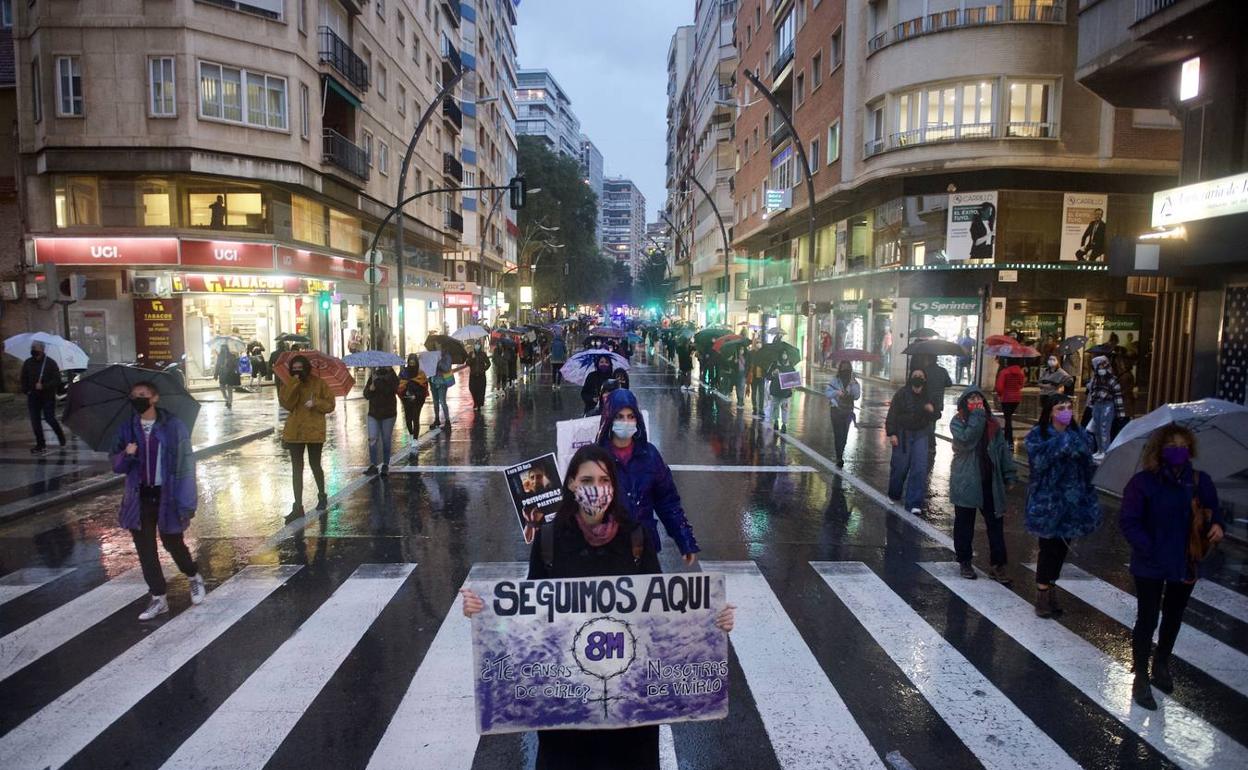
xmin=1006 ymin=300 xmax=1067 ymax=384
xmin=909 ymin=297 xmax=982 ymax=384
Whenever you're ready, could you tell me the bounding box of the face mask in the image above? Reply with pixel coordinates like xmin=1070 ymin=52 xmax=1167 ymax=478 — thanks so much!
xmin=130 ymin=396 xmax=151 ymax=413
xmin=1096 ymin=367 xmax=1109 ymax=376
xmin=31 ymin=349 xmax=43 ymax=358
xmin=612 ymin=420 xmax=638 ymax=440
xmin=1048 ymin=358 xmax=1059 ymax=369
xmin=910 ymin=376 xmax=926 ymax=388
xmin=574 ymin=484 xmax=613 ymax=519
xmin=967 ymin=400 xmax=982 ymax=411
xmin=292 ymin=368 xmax=308 ymax=379
xmin=1162 ymin=446 xmax=1190 ymax=466
xmin=1054 ymin=409 xmax=1074 ymax=425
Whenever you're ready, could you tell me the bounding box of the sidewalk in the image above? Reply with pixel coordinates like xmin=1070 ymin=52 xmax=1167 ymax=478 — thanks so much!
xmin=0 ymin=393 xmax=276 ymax=523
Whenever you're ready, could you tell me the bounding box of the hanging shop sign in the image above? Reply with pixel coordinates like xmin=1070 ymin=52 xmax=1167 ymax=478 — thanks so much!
xmin=34 ymin=237 xmax=180 ymax=265
xmin=444 ymin=292 xmax=475 ymax=307
xmin=180 ymin=239 xmax=276 ymax=270
xmin=909 ymin=297 xmax=982 ymax=316
xmin=171 ymin=273 xmax=333 ymax=295
xmin=834 ymin=300 xmax=867 ymax=316
xmin=1059 ymin=194 xmax=1108 ymax=262
xmin=133 ymin=297 xmax=185 ymax=367
xmin=1151 ymin=171 xmax=1248 ymax=227
xmin=945 ymin=191 xmax=998 ymax=261
xmin=276 ymin=246 xmax=388 ymax=286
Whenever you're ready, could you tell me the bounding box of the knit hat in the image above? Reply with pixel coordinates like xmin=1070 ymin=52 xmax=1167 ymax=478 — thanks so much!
xmin=1091 ymin=355 xmax=1109 ymax=368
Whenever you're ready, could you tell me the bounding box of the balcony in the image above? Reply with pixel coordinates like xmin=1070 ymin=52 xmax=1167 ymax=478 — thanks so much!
xmin=770 ymin=121 xmax=792 ymax=151
xmin=318 ymin=27 xmax=369 ymax=93
xmin=441 ymin=0 xmax=462 ymax=27
xmin=1134 ymin=0 xmax=1178 ymax=22
xmin=441 ymin=34 xmax=463 ymax=79
xmin=443 ymin=152 xmax=464 ymax=182
xmin=322 ymin=129 xmax=370 ymax=181
xmin=864 ymin=137 xmax=885 ymax=158
xmin=864 ymin=119 xmax=1056 ymax=158
xmin=445 ymin=210 xmax=464 ymax=233
xmin=771 ymin=42 xmax=794 ymax=82
xmin=867 ymin=2 xmax=1065 ymax=56
xmin=442 ymin=97 xmax=463 ymax=132
xmin=1005 ymin=120 xmax=1057 ymax=138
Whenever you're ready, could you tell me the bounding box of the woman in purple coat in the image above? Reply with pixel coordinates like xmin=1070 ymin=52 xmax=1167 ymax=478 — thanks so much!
xmin=110 ymin=380 xmax=205 ymax=620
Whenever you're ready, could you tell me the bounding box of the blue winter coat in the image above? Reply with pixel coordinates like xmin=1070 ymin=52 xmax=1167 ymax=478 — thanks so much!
xmin=1023 ymin=423 xmax=1102 ymax=539
xmin=595 ymin=389 xmax=700 ymax=555
xmin=110 ymin=410 xmax=198 ymax=533
xmin=1120 ymin=465 xmax=1223 ymax=582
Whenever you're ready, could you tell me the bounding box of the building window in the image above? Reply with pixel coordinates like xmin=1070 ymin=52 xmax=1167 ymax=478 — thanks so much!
xmin=397 ymin=11 xmax=405 ymax=44
xmin=378 ymin=141 xmax=389 ymax=176
xmin=796 ymin=73 xmax=805 ymax=105
xmin=199 ymin=0 xmax=284 ymax=21
xmin=292 ymin=194 xmax=327 ymax=246
xmin=31 ymin=57 xmax=42 ymax=123
xmin=895 ymin=79 xmax=996 ymax=146
xmin=300 ymin=82 xmax=309 ymax=139
xmin=199 ymin=61 xmax=287 ymax=130
xmin=865 ymin=102 xmax=885 ymax=156
xmin=812 ymin=53 xmax=823 ymax=88
xmin=378 ymin=64 xmax=387 ymax=99
xmin=54 ymin=176 xmax=100 ymax=227
xmin=187 ymin=185 xmax=265 ymax=229
xmin=148 ymin=57 xmax=176 ymax=117
xmin=376 ymin=0 xmax=384 ymax=20
xmin=827 ymin=120 xmax=840 ymax=164
xmin=398 ymin=83 xmax=406 ymax=115
xmin=55 ymin=56 xmax=84 ymax=117
xmin=830 ymin=27 xmax=843 ymax=70
xmin=1 ymin=0 xmax=12 ymax=28
xmin=1007 ymin=80 xmax=1056 ymax=137
xmin=412 ymin=33 xmax=421 ymax=63
xmin=809 ymin=138 xmax=819 ymax=174
xmin=363 ymin=129 xmax=373 ymax=166
xmin=297 ymin=0 xmax=306 ymax=33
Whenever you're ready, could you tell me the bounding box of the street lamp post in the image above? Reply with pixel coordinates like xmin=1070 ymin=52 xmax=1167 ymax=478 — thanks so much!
xmin=686 ymin=173 xmax=732 ymax=327
xmin=740 ymin=71 xmax=817 ymax=384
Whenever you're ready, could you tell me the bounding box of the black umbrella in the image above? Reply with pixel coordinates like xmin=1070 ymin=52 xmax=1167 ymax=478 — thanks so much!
xmin=63 ymin=365 xmax=201 ymax=452
xmin=425 ymin=334 xmax=468 ymax=364
xmin=910 ymin=328 xmax=941 ymax=340
xmin=275 ymin=333 xmax=311 ymax=344
xmin=693 ymin=327 xmax=733 ymax=354
xmin=1060 ymin=335 xmax=1087 ymax=354
xmin=902 ymin=339 xmax=969 ymax=357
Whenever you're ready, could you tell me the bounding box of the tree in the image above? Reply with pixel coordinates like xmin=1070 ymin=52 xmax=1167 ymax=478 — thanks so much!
xmin=516 ymin=136 xmax=614 ymax=307
xmin=634 ymin=247 xmax=671 ymax=309
xmin=608 ymin=260 xmax=633 ymax=306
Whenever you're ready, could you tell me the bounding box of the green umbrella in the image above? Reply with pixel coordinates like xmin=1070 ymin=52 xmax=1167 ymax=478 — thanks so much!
xmin=755 ymin=340 xmax=802 ymax=368
xmin=693 ymin=327 xmax=732 ymax=354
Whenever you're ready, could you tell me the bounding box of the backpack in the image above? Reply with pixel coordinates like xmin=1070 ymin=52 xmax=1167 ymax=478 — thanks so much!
xmin=540 ymin=521 xmax=646 ymax=571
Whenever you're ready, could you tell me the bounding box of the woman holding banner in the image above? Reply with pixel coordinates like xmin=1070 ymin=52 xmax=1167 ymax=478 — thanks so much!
xmin=462 ymin=444 xmax=734 ymax=769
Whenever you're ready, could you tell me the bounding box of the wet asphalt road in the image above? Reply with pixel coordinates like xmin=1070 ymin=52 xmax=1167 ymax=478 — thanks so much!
xmin=0 ymin=354 xmax=1246 ymax=770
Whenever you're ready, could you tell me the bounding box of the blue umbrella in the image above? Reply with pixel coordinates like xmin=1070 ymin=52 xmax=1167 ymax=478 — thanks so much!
xmin=559 ymin=350 xmax=629 ymax=386
xmin=626 ymin=332 xmax=643 ymax=344
xmin=343 ymin=350 xmax=404 ymax=367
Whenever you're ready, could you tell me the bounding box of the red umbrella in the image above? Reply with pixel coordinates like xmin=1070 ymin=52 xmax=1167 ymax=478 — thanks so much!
xmin=273 ymin=350 xmax=355 ymax=397
xmin=983 ymin=335 xmax=1040 ymax=359
xmin=830 ymin=348 xmax=881 ymax=363
xmin=711 ymin=334 xmax=748 ymax=355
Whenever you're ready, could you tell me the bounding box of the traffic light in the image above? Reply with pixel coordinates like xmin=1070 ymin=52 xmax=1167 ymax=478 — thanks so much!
xmin=319 ymin=292 xmax=332 ymax=312
xmin=509 ymin=176 xmax=526 ymax=210
xmin=58 ymin=273 xmax=87 ymax=301
xmin=25 ymin=264 xmax=55 ymax=300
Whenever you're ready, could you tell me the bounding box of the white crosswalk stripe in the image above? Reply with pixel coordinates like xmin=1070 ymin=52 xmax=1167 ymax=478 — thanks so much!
xmin=366 ymin=562 xmax=529 ymax=770
xmin=161 ymin=564 xmax=416 ymax=770
xmin=0 ymin=567 xmax=75 ymax=606
xmin=0 ymin=565 xmax=302 ymax=770
xmin=0 ymin=568 xmax=148 ymax=682
xmin=1026 ymin=563 xmax=1248 ymax=698
xmin=701 ymin=560 xmax=885 ymax=770
xmin=1191 ymin=579 xmax=1248 ymax=625
xmin=923 ymin=561 xmax=1248 ymax=770
xmin=813 ymin=562 xmax=1081 ymax=770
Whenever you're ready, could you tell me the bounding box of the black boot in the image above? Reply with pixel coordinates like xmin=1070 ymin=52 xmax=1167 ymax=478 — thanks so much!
xmin=1048 ymin=585 xmax=1064 ymax=617
xmin=1132 ymin=672 xmax=1157 ymax=710
xmin=1152 ymin=655 xmax=1174 ymax=694
xmin=316 ymin=493 xmax=328 ymax=511
xmin=1035 ymin=587 xmax=1054 ymax=618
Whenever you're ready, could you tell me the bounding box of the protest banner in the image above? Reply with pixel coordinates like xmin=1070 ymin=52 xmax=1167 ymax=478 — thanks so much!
xmin=503 ymin=454 xmax=564 ymax=544
xmin=468 ymin=572 xmax=729 ymax=734
xmin=555 ymin=410 xmax=651 ymax=474
xmin=777 ymin=370 xmax=802 ymax=390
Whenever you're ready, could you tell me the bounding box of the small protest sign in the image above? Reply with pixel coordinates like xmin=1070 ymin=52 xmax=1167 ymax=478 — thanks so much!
xmin=469 ymin=572 xmax=729 ymax=734
xmin=777 ymin=370 xmax=802 ymax=390
xmin=503 ymin=454 xmax=563 ymax=544
xmin=555 ymin=410 xmax=652 ymax=474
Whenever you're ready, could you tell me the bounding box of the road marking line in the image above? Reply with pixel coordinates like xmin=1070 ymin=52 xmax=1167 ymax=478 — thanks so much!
xmin=700 ymin=560 xmax=884 ymax=769
xmin=0 ymin=569 xmax=148 ymax=682
xmin=813 ymin=562 xmax=1080 ymax=770
xmin=660 ymin=724 xmax=677 ymax=770
xmin=1024 ymin=563 xmax=1248 ymax=698
xmin=922 ymin=561 xmax=1248 ymax=770
xmin=161 ymin=564 xmax=416 ymax=770
xmin=366 ymin=562 xmax=528 ymax=770
xmin=0 ymin=567 xmax=76 ymax=606
xmin=0 ymin=565 xmax=303 ymax=770
xmin=884 ymin=751 xmax=917 ymax=770
xmin=1190 ymin=578 xmax=1248 ymax=625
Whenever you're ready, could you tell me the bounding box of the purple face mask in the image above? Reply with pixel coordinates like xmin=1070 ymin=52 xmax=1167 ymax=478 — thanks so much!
xmin=1054 ymin=409 xmax=1074 ymax=426
xmin=1162 ymin=446 xmax=1190 ymax=466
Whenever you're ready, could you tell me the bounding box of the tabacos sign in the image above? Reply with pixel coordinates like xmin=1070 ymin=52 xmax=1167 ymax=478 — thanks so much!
xmin=909 ymin=297 xmax=981 ymax=315
xmin=34 ymin=237 xmax=179 ymax=265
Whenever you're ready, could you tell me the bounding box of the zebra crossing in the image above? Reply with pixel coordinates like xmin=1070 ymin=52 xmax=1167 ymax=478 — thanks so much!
xmin=0 ymin=557 xmax=1245 ymax=769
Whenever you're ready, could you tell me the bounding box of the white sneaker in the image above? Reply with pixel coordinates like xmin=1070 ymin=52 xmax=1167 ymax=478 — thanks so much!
xmin=909 ymin=507 xmax=923 ymax=516
xmin=189 ymin=574 xmax=206 ymax=605
xmin=1092 ymin=452 xmax=1106 ymax=463
xmin=139 ymin=595 xmax=169 ymax=621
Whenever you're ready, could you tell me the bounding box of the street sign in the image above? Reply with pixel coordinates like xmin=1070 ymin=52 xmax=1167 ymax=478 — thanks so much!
xmin=366 ymin=249 xmax=383 ymax=266
xmin=363 ymin=266 xmax=384 ymax=286
xmin=509 ymin=176 xmax=527 ymax=210
xmin=997 ymin=269 xmax=1019 ymax=283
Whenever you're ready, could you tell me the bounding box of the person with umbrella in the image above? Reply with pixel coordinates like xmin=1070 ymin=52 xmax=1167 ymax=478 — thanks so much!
xmin=398 ymin=354 xmax=428 ymax=438
xmin=746 ymin=338 xmax=766 ymax=416
xmin=886 ymin=368 xmax=937 ymax=515
xmin=1087 ymin=354 xmax=1126 ymax=459
xmin=677 ymin=336 xmax=694 ymax=392
xmin=994 ymin=357 xmax=1026 ymax=446
xmin=950 ymin=388 xmax=1017 ymax=584
xmin=110 ymin=379 xmax=205 ymax=620
xmin=1023 ymin=393 xmax=1101 ymax=618
xmin=466 ymin=340 xmax=491 ymax=413
xmin=279 ymin=354 xmax=334 ymax=518
xmin=1038 ymin=354 xmax=1074 ymax=399
xmin=581 ymin=355 xmax=614 ymax=415
xmin=910 ymin=352 xmax=953 ymax=462
xmin=731 ymin=345 xmax=748 ymax=407
xmin=213 ymin=343 xmax=241 ymax=409
xmin=491 ymin=341 xmax=508 ymax=392
xmin=363 ymin=365 xmax=400 ymax=476
xmin=21 ymin=340 xmax=67 ymax=454
xmin=1119 ymin=424 xmax=1225 ymax=710
xmin=825 ymin=360 xmax=861 ymax=467
xmin=764 ymin=351 xmax=798 ymax=433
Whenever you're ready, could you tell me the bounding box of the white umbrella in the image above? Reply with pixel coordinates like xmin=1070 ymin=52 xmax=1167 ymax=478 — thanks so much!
xmin=1094 ymin=398 xmax=1248 ymax=494
xmin=559 ymin=350 xmax=629 ymax=386
xmin=418 ymin=351 xmax=443 ymax=378
xmin=451 ymin=325 xmax=490 ymax=341
xmin=4 ymin=332 xmax=90 ymax=371
xmin=343 ymin=350 xmax=404 ymax=367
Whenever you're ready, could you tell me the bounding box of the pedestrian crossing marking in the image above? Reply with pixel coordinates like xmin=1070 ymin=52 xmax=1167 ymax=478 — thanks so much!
xmin=701 ymin=560 xmax=885 ymax=769
xmin=1191 ymin=578 xmax=1248 ymax=626
xmin=1024 ymin=563 xmax=1248 ymax=698
xmin=161 ymin=563 xmax=416 ymax=770
xmin=812 ymin=562 xmax=1080 ymax=770
xmin=0 ymin=568 xmax=148 ymax=682
xmin=0 ymin=565 xmax=303 ymax=770
xmin=922 ymin=561 xmax=1248 ymax=770
xmin=0 ymin=567 xmax=76 ymax=606
xmin=366 ymin=562 xmax=528 ymax=770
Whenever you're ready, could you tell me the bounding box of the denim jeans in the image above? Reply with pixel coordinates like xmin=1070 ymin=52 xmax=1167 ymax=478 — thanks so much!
xmin=431 ymin=383 xmax=450 ymax=423
xmin=888 ymin=430 xmax=929 ymax=510
xmin=1091 ymin=401 xmax=1115 ymax=453
xmin=764 ymin=396 xmax=790 ymax=427
xmin=368 ymin=416 xmax=396 ymax=466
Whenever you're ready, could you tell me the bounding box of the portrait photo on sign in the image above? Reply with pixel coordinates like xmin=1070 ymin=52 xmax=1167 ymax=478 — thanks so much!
xmin=503 ymin=454 xmax=564 ymax=544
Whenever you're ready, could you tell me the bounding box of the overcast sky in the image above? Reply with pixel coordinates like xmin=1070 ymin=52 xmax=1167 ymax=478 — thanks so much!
xmin=514 ymin=0 xmax=692 ymax=223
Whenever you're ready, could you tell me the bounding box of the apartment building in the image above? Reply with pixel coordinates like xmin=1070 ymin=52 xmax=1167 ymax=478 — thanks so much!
xmin=602 ymin=177 xmax=647 ymax=278
xmin=7 ymin=0 xmax=464 ymax=378
xmin=579 ymin=134 xmax=605 ymax=250
xmin=514 ymin=68 xmax=580 ymax=158
xmin=665 ymin=24 xmax=695 ymax=317
xmin=732 ymin=0 xmax=1181 ymax=388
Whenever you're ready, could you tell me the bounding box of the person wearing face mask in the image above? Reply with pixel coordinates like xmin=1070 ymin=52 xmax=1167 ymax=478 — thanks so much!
xmin=1119 ymin=425 xmax=1224 ymax=710
xmin=110 ymin=380 xmax=204 ymax=620
xmin=279 ymin=354 xmax=334 ymax=518
xmin=398 ymin=354 xmax=428 ymax=437
xmin=950 ymin=389 xmax=1017 ymax=583
xmin=824 ymin=360 xmax=861 ymax=467
xmin=764 ymin=352 xmax=797 ymax=433
xmin=994 ymin=357 xmax=1025 ymax=447
xmin=460 ymin=444 xmax=733 ymax=769
xmin=466 ymin=341 xmax=491 ymax=413
xmin=549 ymin=333 xmax=568 ymax=389
xmin=885 ymin=368 xmax=937 ymax=515
xmin=581 ymin=355 xmax=614 ymax=415
xmin=746 ymin=338 xmax=766 ymax=416
xmin=1086 ymin=355 xmax=1125 ymax=459
xmin=676 ymin=337 xmax=694 ymax=392
xmin=1023 ymin=393 xmax=1101 ymax=619
xmin=363 ymin=365 xmax=399 ymax=476
xmin=213 ymin=343 xmax=241 ymax=409
xmin=595 ymin=388 xmax=701 ymax=562
xmin=1038 ymin=355 xmax=1074 ymax=398
xmin=20 ymin=340 xmax=67 ymax=455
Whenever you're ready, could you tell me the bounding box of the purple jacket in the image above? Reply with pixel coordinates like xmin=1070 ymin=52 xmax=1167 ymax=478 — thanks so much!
xmin=1120 ymin=464 xmax=1223 ymax=582
xmin=110 ymin=410 xmax=198 ymax=533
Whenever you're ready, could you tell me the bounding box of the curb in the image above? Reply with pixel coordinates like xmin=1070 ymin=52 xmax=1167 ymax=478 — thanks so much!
xmin=0 ymin=425 xmax=275 ymax=524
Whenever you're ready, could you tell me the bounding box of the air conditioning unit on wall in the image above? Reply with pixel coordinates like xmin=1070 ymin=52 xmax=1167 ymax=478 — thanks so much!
xmin=129 ymin=271 xmax=172 ymax=299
